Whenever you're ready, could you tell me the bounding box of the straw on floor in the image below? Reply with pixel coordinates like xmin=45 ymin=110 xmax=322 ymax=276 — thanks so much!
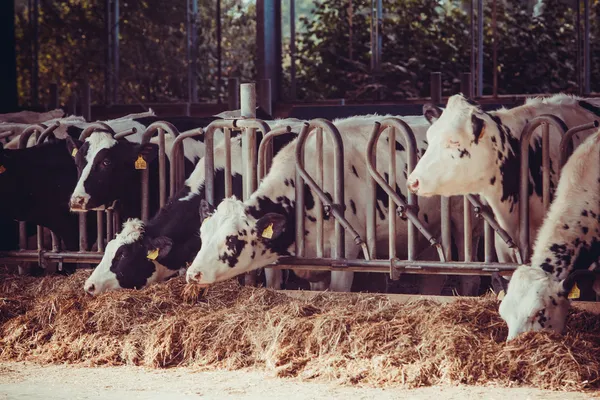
xmin=1 ymin=269 xmax=599 ymax=391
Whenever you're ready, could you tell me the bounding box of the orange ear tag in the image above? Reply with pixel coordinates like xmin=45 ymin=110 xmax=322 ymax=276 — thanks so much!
xmin=135 ymin=155 xmax=147 ymax=170
xmin=261 ymin=223 xmax=274 ymax=239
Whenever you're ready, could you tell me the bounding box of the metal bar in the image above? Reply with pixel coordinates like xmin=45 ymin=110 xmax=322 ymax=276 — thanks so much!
xmin=223 ymin=128 xmax=232 ymax=197
xmin=477 ymin=0 xmax=483 ymax=97
xmin=470 ymin=0 xmax=475 ymax=94
xmin=241 ymin=83 xmax=257 ymax=201
xmin=141 ymin=167 xmax=150 ymax=221
xmin=577 ymin=0 xmax=581 ymax=94
xmin=36 ymin=121 xmax=60 ymax=145
xmin=519 ymin=115 xmax=568 ymax=262
xmin=36 ymin=226 xmax=43 ymax=252
xmin=19 ymin=221 xmax=27 ymax=251
xmin=81 ymin=80 xmax=91 ymax=121
xmin=461 ymin=71 xmax=474 ymax=262
xmin=228 ymin=78 xmax=240 ymax=110
xmin=366 ymin=123 xmax=378 ymax=260
xmin=348 ymin=0 xmax=353 ymax=61
xmin=216 ymin=0 xmax=222 ymax=102
xmin=461 ymin=72 xmax=472 ymax=97
xmin=388 ymin=126 xmax=397 ymax=260
xmin=542 ymin=123 xmax=550 ymax=211
xmin=69 ymin=94 xmax=77 ymax=116
xmin=97 ymin=211 xmax=105 ymax=252
xmin=559 ymin=120 xmax=599 ymax=172
xmin=295 ymin=126 xmax=307 ymax=257
xmin=375 ymin=0 xmax=382 ymax=73
xmin=169 ymin=128 xmax=203 ymax=196
xmin=51 ymin=232 xmax=60 ymax=252
xmin=106 ymin=209 xmax=114 ymax=245
xmin=369 ymin=0 xmax=375 ymax=71
xmin=31 ymin=0 xmax=39 ymax=107
xmin=257 ymin=125 xmax=294 ymax=181
xmin=158 ymin=128 xmax=166 ymax=208
xmin=79 ymin=122 xmax=117 ymax=141
xmin=583 ymin=0 xmax=590 ymax=95
xmin=366 ymin=118 xmax=441 ymax=259
xmin=105 ymin=0 xmax=112 ymax=104
xmin=295 ymin=119 xmax=346 ymax=259
xmin=289 ymin=0 xmax=296 ymax=100
xmin=19 ymin=124 xmax=46 ymax=148
xmin=258 ymin=79 xmax=272 ymax=116
xmin=0 ymin=251 xmax=104 ymax=263
xmin=492 ymin=0 xmax=497 ymax=98
xmin=430 ymin=72 xmax=441 ymax=104
xmin=315 ymin=127 xmax=324 ymax=257
xmin=112 ymin=0 xmax=120 ymax=103
xmin=79 ymin=213 xmax=88 ymax=251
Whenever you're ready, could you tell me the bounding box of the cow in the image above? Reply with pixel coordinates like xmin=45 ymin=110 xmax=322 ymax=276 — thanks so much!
xmin=83 ymin=121 xmax=302 ymax=295
xmin=406 ymin=94 xmax=600 ymax=264
xmin=496 ymin=130 xmax=600 ymax=340
xmin=0 ymin=109 xmax=64 ymax=124
xmin=185 ymin=114 xmax=483 ymax=293
xmin=0 ymin=139 xmax=97 ymax=260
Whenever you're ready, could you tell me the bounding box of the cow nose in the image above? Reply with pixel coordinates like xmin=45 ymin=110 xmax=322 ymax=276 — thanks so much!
xmin=85 ymin=282 xmax=95 ymax=295
xmin=407 ymin=178 xmax=420 ymax=193
xmin=187 ymin=270 xmax=203 ymax=284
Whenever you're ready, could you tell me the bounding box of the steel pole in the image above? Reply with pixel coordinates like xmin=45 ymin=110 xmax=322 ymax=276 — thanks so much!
xmin=112 ymin=0 xmax=119 ymax=103
xmin=290 ymin=0 xmax=296 ymax=100
xmin=477 ymin=0 xmax=483 ymax=97
xmin=217 ymin=0 xmax=222 ymax=102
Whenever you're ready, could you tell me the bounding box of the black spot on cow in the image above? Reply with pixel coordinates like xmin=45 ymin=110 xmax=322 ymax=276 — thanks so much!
xmin=304 ymin=183 xmax=315 ymax=210
xmin=385 ymin=137 xmax=405 ymax=152
xmin=423 ymin=213 xmax=429 ymax=224
xmin=490 ymin=176 xmax=496 ymax=186
xmin=550 ymin=296 xmax=558 ymax=306
xmin=563 ymin=224 xmax=569 ymax=230
xmin=471 ymin=114 xmax=484 ymax=144
xmin=350 ymin=199 xmax=357 ymax=215
xmin=582 ymin=210 xmax=588 ymax=217
xmin=246 ymin=196 xmax=295 ymax=257
xmin=219 ymin=235 xmax=247 ymax=267
xmin=541 ymin=262 xmax=553 ymax=273
xmin=307 ymin=215 xmax=317 ymax=222
xmin=578 ymin=100 xmax=600 ymax=117
xmin=458 ymin=148 xmax=470 ymax=158
xmin=497 ymin=133 xmax=521 ymax=212
xmin=491 ymin=136 xmax=497 ymax=144
xmin=351 ymin=165 xmax=359 ymax=178
xmin=582 ymin=226 xmax=589 ymax=234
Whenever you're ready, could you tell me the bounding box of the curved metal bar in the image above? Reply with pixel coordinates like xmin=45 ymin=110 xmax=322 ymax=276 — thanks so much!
xmin=79 ymin=122 xmax=117 ymax=140
xmin=203 ymin=119 xmax=240 ymax=205
xmin=257 ymin=125 xmax=294 ymax=181
xmin=113 ymin=127 xmax=137 ymax=139
xmin=365 ymin=118 xmax=445 ymax=262
xmin=559 ymin=120 xmax=599 ymax=172
xmin=19 ymin=124 xmax=47 ymax=148
xmin=140 ymin=121 xmax=180 ymax=144
xmin=36 ymin=121 xmax=61 ymax=145
xmin=170 ymin=128 xmax=203 ymax=197
xmin=519 ymin=114 xmax=568 ymax=262
xmin=295 ymin=119 xmax=365 ymax=260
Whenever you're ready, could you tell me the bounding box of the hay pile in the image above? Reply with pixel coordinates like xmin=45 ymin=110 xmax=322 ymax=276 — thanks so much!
xmin=1 ymin=270 xmax=600 ymax=391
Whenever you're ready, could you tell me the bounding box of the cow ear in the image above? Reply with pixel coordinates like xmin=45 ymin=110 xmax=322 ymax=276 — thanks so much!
xmin=134 ymin=143 xmax=159 ymax=164
xmin=560 ymin=270 xmax=596 ymax=298
xmin=423 ymin=103 xmax=442 ymax=124
xmin=65 ymin=135 xmax=83 ymax=158
xmin=255 ymin=213 xmax=287 ymax=241
xmin=471 ymin=114 xmax=485 ymax=143
xmin=199 ymin=199 xmax=215 ymax=222
xmin=146 ymin=236 xmax=173 ymax=262
xmin=491 ymin=272 xmax=509 ymax=298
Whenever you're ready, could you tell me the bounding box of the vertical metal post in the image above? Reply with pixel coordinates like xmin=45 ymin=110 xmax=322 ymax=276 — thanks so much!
xmin=158 ymin=129 xmax=167 ymax=208
xmin=97 ymin=211 xmax=105 ymax=252
xmin=141 ymin=167 xmax=150 ymax=221
xmin=49 ymin=83 xmax=59 ymax=109
xmin=430 ymin=72 xmax=441 ymax=104
xmin=369 ymin=0 xmax=375 ymax=71
xmin=69 ymin=94 xmax=77 ymax=116
xmin=461 ymin=72 xmax=473 ymax=262
xmin=470 ymin=0 xmax=476 ymax=96
xmin=228 ymin=78 xmax=240 ymax=110
xmin=576 ymin=0 xmax=582 ymax=94
xmin=366 ymin=123 xmax=379 ymax=260
xmin=348 ymin=0 xmax=353 ymax=61
xmin=315 ymin=128 xmax=324 ymax=257
xmin=542 ymin=123 xmax=550 ymax=211
xmin=224 ymin=128 xmax=232 ymax=197
xmin=240 ymin=83 xmax=258 ymax=286
xmin=289 ymin=0 xmax=296 ymax=100
xmin=187 ymin=0 xmax=198 ymax=103
xmin=112 ymin=0 xmax=119 ymax=103
xmin=477 ymin=0 xmax=483 ymax=97
xmin=295 ymin=140 xmax=306 ymax=258
xmin=492 ymin=0 xmax=498 ymax=98
xmin=388 ymin=127 xmax=397 ymax=260
xmin=583 ymin=0 xmax=590 ymax=95
xmin=105 ymin=0 xmax=112 ymax=104
xmin=30 ymin=0 xmax=39 ymax=107
xmin=216 ymin=0 xmax=222 ymax=102
xmin=375 ymin=0 xmax=382 ymax=72
xmin=80 ymin=81 xmax=91 ymax=121
xmin=256 ymin=0 xmax=282 ymax=102
xmin=258 ymin=79 xmax=272 ymax=116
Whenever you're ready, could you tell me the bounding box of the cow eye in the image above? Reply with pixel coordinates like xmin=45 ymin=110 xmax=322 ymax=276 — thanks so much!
xmin=102 ymin=158 xmax=111 ymax=167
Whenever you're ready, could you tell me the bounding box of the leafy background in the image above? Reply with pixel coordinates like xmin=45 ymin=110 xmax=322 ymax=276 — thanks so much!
xmin=13 ymin=0 xmax=600 ymax=106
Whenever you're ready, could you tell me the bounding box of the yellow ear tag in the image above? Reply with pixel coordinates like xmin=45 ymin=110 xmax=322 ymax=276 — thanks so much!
xmin=261 ymin=223 xmax=274 ymax=239
xmin=497 ymin=290 xmax=506 ymax=301
xmin=0 ymin=165 xmax=5 ymax=174
xmin=135 ymin=155 xmax=147 ymax=170
xmin=71 ymin=148 xmax=78 ymax=157
xmin=568 ymin=283 xmax=581 ymax=299
xmin=147 ymin=248 xmax=159 ymax=260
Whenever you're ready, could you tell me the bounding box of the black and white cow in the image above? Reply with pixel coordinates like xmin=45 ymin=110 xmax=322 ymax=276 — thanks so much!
xmin=185 ymin=115 xmax=482 ymax=293
xmin=0 ymin=139 xmax=97 ymax=254
xmin=83 ymin=122 xmax=301 ymax=295
xmin=497 ymin=130 xmax=600 ymax=340
xmin=407 ymin=94 xmax=600 ymax=263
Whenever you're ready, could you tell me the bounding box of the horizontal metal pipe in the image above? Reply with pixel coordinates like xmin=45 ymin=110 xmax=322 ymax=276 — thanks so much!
xmin=113 ymin=127 xmax=137 ymax=139
xmin=0 ymin=251 xmax=104 ymax=263
xmin=79 ymin=122 xmax=116 ymax=140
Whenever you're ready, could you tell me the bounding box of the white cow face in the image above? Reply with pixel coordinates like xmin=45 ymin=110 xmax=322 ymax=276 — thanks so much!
xmin=407 ymin=95 xmax=499 ymax=197
xmin=498 ymin=266 xmax=596 ymax=341
xmin=186 ymin=198 xmax=288 ymax=286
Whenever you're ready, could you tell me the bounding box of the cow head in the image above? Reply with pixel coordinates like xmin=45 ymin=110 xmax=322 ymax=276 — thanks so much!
xmin=186 ymin=197 xmax=288 ymax=286
xmin=84 ymin=219 xmax=178 ymax=295
xmin=498 ymin=266 xmax=596 ymax=341
xmin=407 ymin=95 xmax=502 ymax=197
xmin=67 ymin=132 xmax=157 ymax=211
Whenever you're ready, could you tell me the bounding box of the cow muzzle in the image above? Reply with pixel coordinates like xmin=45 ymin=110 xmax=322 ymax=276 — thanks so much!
xmin=69 ymin=195 xmax=90 ymax=212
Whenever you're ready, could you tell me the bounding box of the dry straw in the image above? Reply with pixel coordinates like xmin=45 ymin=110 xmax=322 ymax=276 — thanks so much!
xmin=1 ymin=269 xmax=599 ymax=390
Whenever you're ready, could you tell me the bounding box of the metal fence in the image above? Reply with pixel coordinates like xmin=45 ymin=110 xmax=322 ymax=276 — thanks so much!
xmin=1 ymin=82 xmax=598 ymax=290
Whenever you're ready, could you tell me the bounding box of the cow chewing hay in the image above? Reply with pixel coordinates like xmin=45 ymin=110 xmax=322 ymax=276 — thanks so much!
xmin=1 ymin=269 xmax=600 ymax=391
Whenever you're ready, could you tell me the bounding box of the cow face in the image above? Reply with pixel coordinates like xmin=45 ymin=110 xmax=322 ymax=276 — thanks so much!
xmin=498 ymin=266 xmax=596 ymax=341
xmin=186 ymin=198 xmax=287 ymax=286
xmin=84 ymin=219 xmax=177 ymax=295
xmin=68 ymin=132 xmax=157 ymax=211
xmin=407 ymin=95 xmax=498 ymax=197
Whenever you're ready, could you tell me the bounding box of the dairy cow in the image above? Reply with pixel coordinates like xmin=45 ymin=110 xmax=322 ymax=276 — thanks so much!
xmin=407 ymin=94 xmax=600 ymax=263
xmin=185 ymin=115 xmax=482 ymax=293
xmin=83 ymin=121 xmax=301 ymax=295
xmin=497 ymin=130 xmax=600 ymax=340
